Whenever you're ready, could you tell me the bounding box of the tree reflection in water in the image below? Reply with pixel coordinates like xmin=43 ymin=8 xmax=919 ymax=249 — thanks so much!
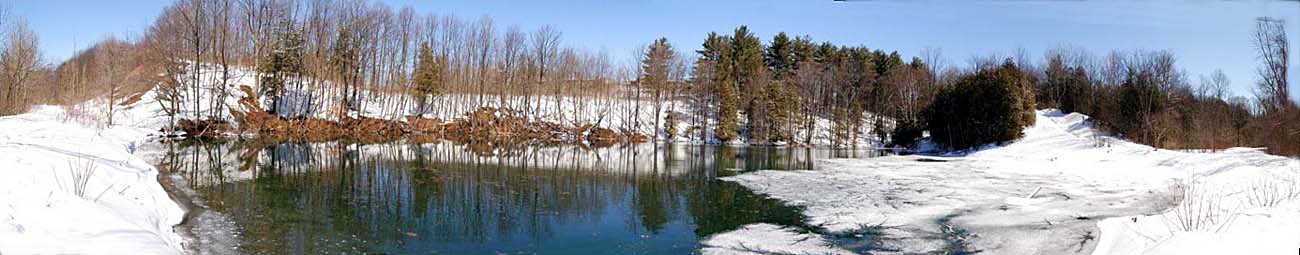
xmin=155 ymin=140 xmax=872 ymax=254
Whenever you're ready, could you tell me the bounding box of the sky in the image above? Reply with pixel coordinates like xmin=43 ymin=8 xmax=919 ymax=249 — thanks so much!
xmin=8 ymin=0 xmax=1300 ymax=100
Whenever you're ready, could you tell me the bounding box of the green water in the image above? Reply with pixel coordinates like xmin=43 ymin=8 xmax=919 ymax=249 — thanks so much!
xmin=156 ymin=141 xmax=873 ymax=254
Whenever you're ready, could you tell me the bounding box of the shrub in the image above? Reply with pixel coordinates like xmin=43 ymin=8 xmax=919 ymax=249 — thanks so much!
xmin=1164 ymin=174 xmax=1236 ymax=232
xmin=1243 ymin=174 xmax=1299 ymax=208
xmin=888 ymin=119 xmax=924 ymax=147
xmin=923 ymin=60 xmax=1035 ymax=150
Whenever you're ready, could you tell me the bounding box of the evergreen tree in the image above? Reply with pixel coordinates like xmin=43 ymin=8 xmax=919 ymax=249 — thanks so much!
xmin=1042 ymin=55 xmax=1068 ymax=110
xmin=732 ymin=26 xmax=765 ymax=98
xmin=830 ymin=47 xmax=874 ymax=146
xmin=761 ymin=33 xmax=800 ymax=143
xmin=642 ymin=38 xmax=675 ymax=141
xmin=1042 ymin=55 xmax=1089 ymax=113
xmin=256 ymin=21 xmax=303 ymax=114
xmin=412 ymin=42 xmax=444 ymax=113
xmin=923 ymin=59 xmax=1035 ymax=150
xmin=642 ymin=38 xmax=674 ymax=88
xmin=697 ymin=32 xmax=739 ymax=142
xmin=1016 ymin=62 xmax=1038 ymax=127
xmin=765 ymin=32 xmax=797 ymax=81
xmin=1118 ymin=70 xmax=1167 ymax=145
xmin=765 ymin=80 xmax=792 ymax=142
xmin=731 ymin=26 xmax=766 ymax=142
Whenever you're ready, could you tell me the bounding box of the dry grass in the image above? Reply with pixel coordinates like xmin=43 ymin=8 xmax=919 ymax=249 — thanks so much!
xmin=1242 ymin=172 xmax=1300 ymax=208
xmin=54 ymin=157 xmax=96 ymax=199
xmin=60 ymin=103 xmax=108 ymax=130
xmin=1163 ymin=174 xmax=1238 ymax=232
xmin=53 ymin=157 xmax=115 ymax=202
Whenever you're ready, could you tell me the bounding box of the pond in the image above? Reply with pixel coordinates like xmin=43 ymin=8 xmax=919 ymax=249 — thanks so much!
xmin=152 ymin=140 xmax=878 ymax=254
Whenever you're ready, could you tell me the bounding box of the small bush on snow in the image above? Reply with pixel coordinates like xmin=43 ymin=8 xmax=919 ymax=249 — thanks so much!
xmin=54 ymin=157 xmax=97 ymax=199
xmin=1163 ymin=174 xmax=1238 ymax=232
xmin=1243 ymin=174 xmax=1300 ymax=208
xmin=60 ymin=103 xmax=108 ymax=131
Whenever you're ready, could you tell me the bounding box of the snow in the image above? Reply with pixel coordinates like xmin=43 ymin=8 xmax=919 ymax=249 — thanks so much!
xmin=6 ymin=58 xmax=1295 ymax=254
xmin=700 ymin=223 xmax=854 ymax=255
xmin=714 ymin=109 xmax=1300 ymax=254
xmin=0 ymin=106 xmax=185 ymax=254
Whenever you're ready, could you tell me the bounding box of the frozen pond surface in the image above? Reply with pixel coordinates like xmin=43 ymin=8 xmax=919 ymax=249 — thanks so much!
xmin=716 ymin=110 xmax=1300 ymax=254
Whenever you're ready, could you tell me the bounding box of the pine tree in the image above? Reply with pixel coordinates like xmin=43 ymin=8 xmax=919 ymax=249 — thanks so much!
xmin=1118 ymin=70 xmax=1167 ymax=145
xmin=766 ymin=32 xmax=796 ymax=81
xmin=1010 ymin=60 xmax=1038 ymax=127
xmin=765 ymin=80 xmax=792 ymax=142
xmin=642 ymin=38 xmax=675 ymax=141
xmin=257 ymin=21 xmax=303 ymax=114
xmin=732 ymin=26 xmax=765 ymax=98
xmin=642 ymin=38 xmax=673 ymax=90
xmin=762 ymin=33 xmax=800 ymax=143
xmin=412 ymin=42 xmax=443 ymax=114
xmin=923 ymin=59 xmax=1035 ymax=150
xmin=731 ymin=26 xmax=766 ymax=142
xmin=1042 ymin=55 xmax=1088 ymax=114
xmin=707 ymin=32 xmax=738 ymax=142
xmin=698 ymin=32 xmax=739 ymax=142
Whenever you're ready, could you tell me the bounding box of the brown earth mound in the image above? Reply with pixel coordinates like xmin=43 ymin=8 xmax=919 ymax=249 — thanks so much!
xmin=175 ymin=118 xmax=232 ymax=139
xmin=443 ymin=107 xmax=564 ymax=141
xmin=198 ymin=93 xmax=648 ymax=145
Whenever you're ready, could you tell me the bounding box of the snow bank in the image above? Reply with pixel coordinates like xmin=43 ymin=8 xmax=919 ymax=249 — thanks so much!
xmin=0 ymin=106 xmax=185 ymax=254
xmin=716 ymin=109 xmax=1300 ymax=254
xmin=1091 ymin=148 xmax=1300 ymax=255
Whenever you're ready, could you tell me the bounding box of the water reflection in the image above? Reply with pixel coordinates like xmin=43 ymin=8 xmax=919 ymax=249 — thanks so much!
xmin=155 ymin=141 xmax=872 ymax=254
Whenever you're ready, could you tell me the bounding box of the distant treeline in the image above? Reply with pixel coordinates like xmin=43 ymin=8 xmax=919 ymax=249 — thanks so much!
xmin=0 ymin=1 xmax=1295 ymax=155
xmin=675 ymin=19 xmax=1296 ymax=155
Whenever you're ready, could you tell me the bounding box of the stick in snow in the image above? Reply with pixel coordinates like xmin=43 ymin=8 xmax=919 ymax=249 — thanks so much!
xmin=1027 ymin=186 xmax=1043 ymax=199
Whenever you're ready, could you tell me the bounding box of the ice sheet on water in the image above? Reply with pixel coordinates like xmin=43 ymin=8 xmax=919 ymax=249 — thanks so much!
xmin=700 ymin=223 xmax=854 ymax=255
xmin=717 ymin=110 xmax=1300 ymax=254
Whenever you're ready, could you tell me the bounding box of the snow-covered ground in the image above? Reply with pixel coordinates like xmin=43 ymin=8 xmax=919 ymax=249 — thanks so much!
xmin=10 ymin=60 xmax=1293 ymax=254
xmin=0 ymin=106 xmax=185 ymax=254
xmin=709 ymin=109 xmax=1300 ymax=254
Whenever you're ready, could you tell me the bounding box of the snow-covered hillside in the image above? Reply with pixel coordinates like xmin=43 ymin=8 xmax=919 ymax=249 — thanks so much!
xmin=706 ymin=109 xmax=1300 ymax=254
xmin=102 ymin=64 xmax=887 ymax=146
xmin=0 ymin=106 xmax=186 ymax=254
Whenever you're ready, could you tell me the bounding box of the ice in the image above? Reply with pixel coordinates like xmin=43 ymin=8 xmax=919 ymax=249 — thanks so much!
xmin=700 ymin=223 xmax=854 ymax=255
xmin=718 ymin=109 xmax=1300 ymax=254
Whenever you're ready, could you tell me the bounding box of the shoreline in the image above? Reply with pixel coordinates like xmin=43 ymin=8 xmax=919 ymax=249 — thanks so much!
xmin=5 ymin=101 xmax=1295 ymax=254
xmin=0 ymin=106 xmax=187 ymax=254
xmin=706 ymin=110 xmax=1300 ymax=254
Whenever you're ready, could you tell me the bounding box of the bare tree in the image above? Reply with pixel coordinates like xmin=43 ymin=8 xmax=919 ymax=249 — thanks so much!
xmin=97 ymin=37 xmax=131 ymax=125
xmin=499 ymin=25 xmax=525 ymax=110
xmin=1 ymin=17 xmax=41 ymax=115
xmin=919 ymin=46 xmax=947 ymax=84
xmin=1197 ymin=69 xmax=1229 ymax=100
xmin=532 ymin=25 xmax=561 ymax=117
xmin=1253 ymin=17 xmax=1292 ymax=114
xmin=469 ymin=15 xmax=495 ymax=107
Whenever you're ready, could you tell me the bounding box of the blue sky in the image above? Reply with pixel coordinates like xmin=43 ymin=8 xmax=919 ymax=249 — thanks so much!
xmin=10 ymin=0 xmax=1300 ymax=100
